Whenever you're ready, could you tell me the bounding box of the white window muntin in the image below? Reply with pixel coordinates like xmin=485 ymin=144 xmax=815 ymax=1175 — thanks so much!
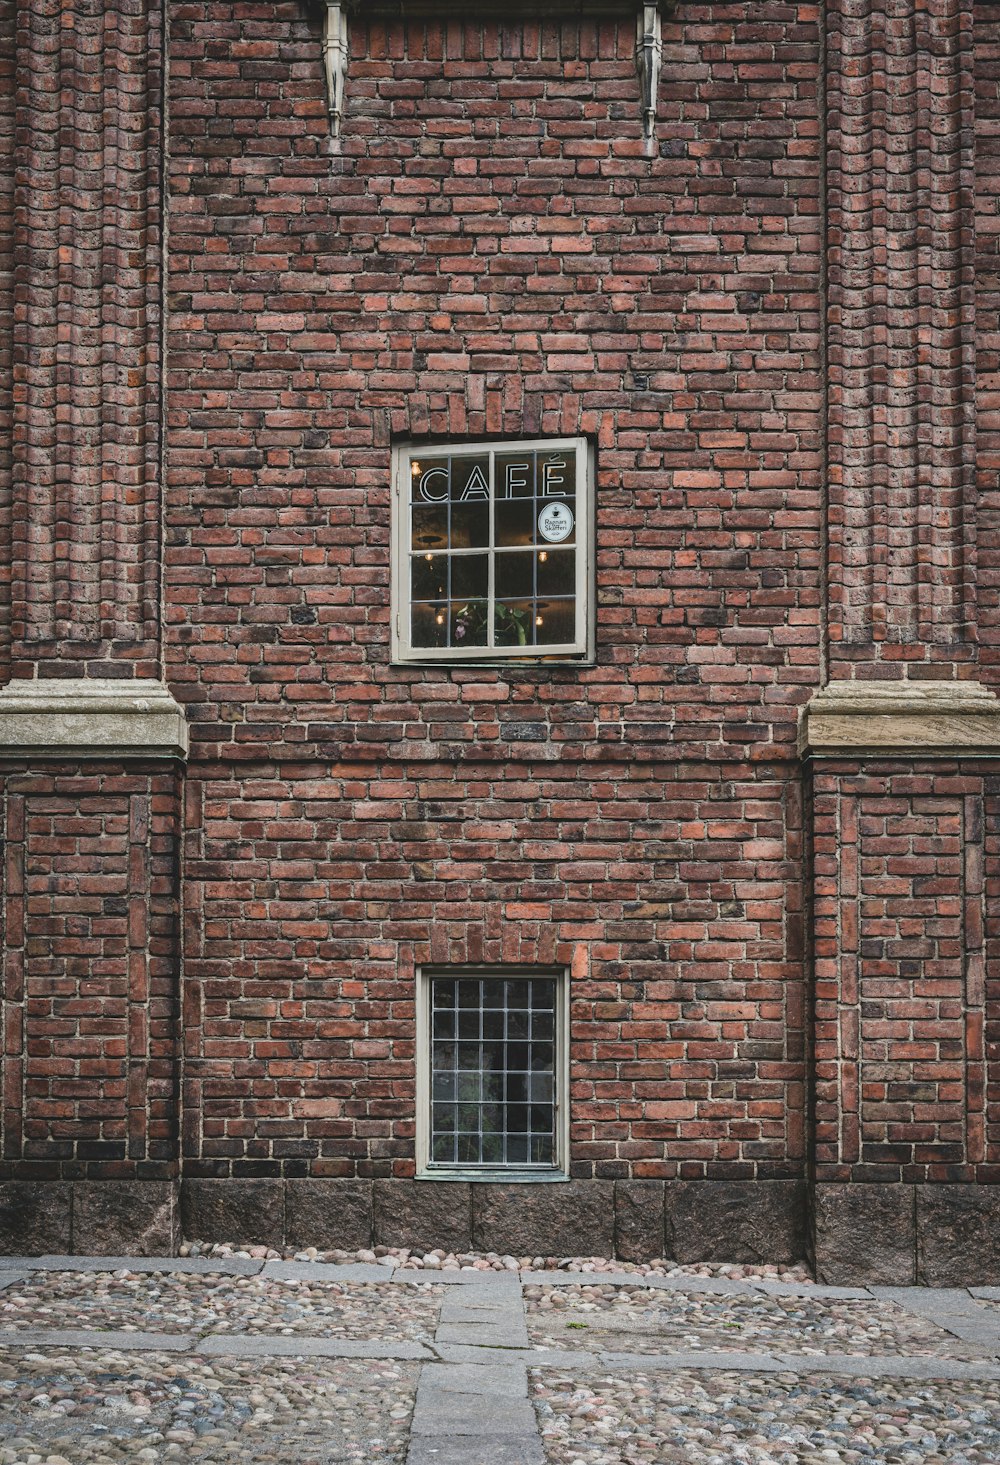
xmin=391 ymin=437 xmax=593 ymax=663
xmin=415 ymin=966 xmax=570 ymax=1181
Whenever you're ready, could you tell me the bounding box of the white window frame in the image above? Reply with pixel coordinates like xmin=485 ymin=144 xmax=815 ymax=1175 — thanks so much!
xmin=391 ymin=437 xmax=595 ymax=664
xmin=415 ymin=965 xmax=570 ymax=1183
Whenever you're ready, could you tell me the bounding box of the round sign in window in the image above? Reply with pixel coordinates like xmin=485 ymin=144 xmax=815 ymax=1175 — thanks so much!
xmin=537 ymin=502 xmax=574 ymax=544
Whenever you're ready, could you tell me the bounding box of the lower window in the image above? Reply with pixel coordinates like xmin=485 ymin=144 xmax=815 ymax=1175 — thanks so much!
xmin=417 ymin=967 xmax=568 ymax=1179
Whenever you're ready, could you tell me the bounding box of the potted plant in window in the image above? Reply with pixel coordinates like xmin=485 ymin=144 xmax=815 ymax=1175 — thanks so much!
xmin=454 ymin=599 xmax=528 ymax=647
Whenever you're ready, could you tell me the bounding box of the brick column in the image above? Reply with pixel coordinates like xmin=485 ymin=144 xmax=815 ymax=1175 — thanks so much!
xmin=0 ymin=0 xmax=185 ymax=1253
xmin=802 ymin=0 xmax=1000 ymax=1286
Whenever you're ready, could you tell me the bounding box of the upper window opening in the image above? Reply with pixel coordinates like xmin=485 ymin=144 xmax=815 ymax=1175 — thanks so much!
xmin=391 ymin=438 xmax=593 ymax=664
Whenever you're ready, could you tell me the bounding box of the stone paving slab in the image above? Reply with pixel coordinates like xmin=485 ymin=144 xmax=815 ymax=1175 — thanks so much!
xmin=0 ymin=1326 xmax=194 ymax=1351
xmin=599 ymin=1347 xmax=785 ymax=1373
xmin=750 ymin=1278 xmax=871 ymax=1300
xmin=26 ymin=1253 xmax=265 ymax=1275
xmin=412 ymin=1392 xmax=538 ymax=1435
xmin=418 ymin=1360 xmax=529 ymax=1397
xmin=435 ymin=1320 xmax=529 ymax=1348
xmin=590 ymin=1348 xmax=1000 ymax=1380
xmin=200 ymin=1333 xmax=433 ymax=1359
xmin=262 ymin=1258 xmax=394 ymax=1284
xmin=408 ymin=1435 xmax=545 ymax=1465
xmin=0 ymin=1270 xmax=31 ymax=1291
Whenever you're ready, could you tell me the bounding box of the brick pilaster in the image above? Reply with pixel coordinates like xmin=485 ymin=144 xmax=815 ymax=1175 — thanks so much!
xmin=825 ymin=0 xmax=977 ymax=667
xmin=8 ymin=0 xmax=165 ymax=679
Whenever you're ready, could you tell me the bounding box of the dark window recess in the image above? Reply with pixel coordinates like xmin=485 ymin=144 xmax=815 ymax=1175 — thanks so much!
xmin=429 ymin=975 xmax=557 ymax=1169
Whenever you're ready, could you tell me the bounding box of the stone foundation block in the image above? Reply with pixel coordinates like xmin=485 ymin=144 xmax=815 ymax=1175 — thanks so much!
xmin=665 ymin=1181 xmax=806 ymax=1265
xmin=181 ymin=1179 xmax=285 ymax=1249
xmin=0 ymin=1183 xmax=72 ymax=1254
xmin=373 ymin=1180 xmax=472 ymax=1252
xmin=472 ymin=1181 xmax=614 ymax=1257
xmin=614 ymin=1181 xmax=665 ymax=1262
xmin=286 ymin=1179 xmax=373 ymax=1251
xmin=73 ymin=1181 xmax=178 ymax=1256
xmin=917 ymin=1186 xmax=1000 ymax=1287
xmin=813 ymin=1184 xmax=915 ymax=1285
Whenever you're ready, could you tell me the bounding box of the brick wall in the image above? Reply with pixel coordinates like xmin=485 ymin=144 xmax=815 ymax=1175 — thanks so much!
xmin=0 ymin=767 xmax=181 ymax=1181
xmin=166 ymin=0 xmax=820 ymax=1181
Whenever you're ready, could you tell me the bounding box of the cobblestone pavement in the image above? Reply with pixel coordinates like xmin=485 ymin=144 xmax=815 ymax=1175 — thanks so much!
xmin=0 ymin=1257 xmax=998 ymax=1463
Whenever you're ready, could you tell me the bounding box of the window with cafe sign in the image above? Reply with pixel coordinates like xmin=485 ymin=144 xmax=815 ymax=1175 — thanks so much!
xmin=391 ymin=438 xmax=594 ymax=663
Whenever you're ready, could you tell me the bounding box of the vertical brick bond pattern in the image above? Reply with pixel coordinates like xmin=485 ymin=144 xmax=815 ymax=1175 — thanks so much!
xmin=167 ymin=2 xmax=820 ymax=1179
xmin=812 ymin=767 xmax=1000 ymax=1185
xmin=0 ymin=771 xmax=181 ymax=1181
xmin=826 ymin=0 xmax=977 ymax=667
xmin=977 ymin=11 xmax=1000 ymax=686
xmin=0 ymin=0 xmax=165 ymax=680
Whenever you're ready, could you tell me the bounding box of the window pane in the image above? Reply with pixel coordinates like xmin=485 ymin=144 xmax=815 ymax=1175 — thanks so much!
xmin=411 ymin=455 xmax=450 ymax=505
xmin=451 ymin=600 xmax=489 ymax=648
xmin=411 ymin=503 xmax=448 ymax=552
xmin=451 ymin=554 xmax=489 ymax=600
xmin=428 ymin=975 xmax=557 ymax=1171
xmin=450 ymin=456 xmax=490 ymax=502
xmin=412 ymin=603 xmax=448 ymax=648
xmin=537 ymin=549 xmax=575 ymax=597
xmin=450 ymin=502 xmax=489 ymax=549
xmin=495 ymin=498 xmax=536 ymax=548
xmin=535 ymin=599 xmax=575 ymax=645
xmin=411 ymin=554 xmax=448 ymax=603
xmin=495 ymin=599 xmax=531 ymax=647
xmin=495 ymin=551 xmax=534 ymax=599
xmin=537 ymin=449 xmax=575 ymax=496
xmin=495 ymin=452 xmax=536 ymax=499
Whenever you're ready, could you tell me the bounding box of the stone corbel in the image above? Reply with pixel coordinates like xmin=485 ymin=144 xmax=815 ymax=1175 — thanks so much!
xmin=323 ymin=0 xmax=349 ymax=136
xmin=636 ymin=1 xmax=662 ymax=149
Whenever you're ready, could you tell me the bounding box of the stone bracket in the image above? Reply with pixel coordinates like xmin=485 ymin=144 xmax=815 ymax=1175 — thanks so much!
xmin=798 ymin=680 xmax=1000 ymax=759
xmin=0 ymin=679 xmax=189 ymax=760
xmin=323 ymin=0 xmax=349 ymax=135
xmin=636 ymin=2 xmax=662 ymax=149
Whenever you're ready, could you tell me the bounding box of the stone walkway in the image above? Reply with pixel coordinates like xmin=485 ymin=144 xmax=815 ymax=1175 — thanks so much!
xmin=0 ymin=1257 xmax=999 ymax=1461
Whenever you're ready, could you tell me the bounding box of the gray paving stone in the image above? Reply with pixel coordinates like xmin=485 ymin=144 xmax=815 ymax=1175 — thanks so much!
xmin=598 ymin=1349 xmax=784 ymax=1373
xmin=519 ymin=1270 xmax=642 ymax=1287
xmin=439 ymin=1303 xmax=526 ymax=1325
xmin=750 ymin=1280 xmax=871 ymax=1300
xmin=407 ymin=1436 xmax=544 ymax=1465
xmin=435 ymin=1320 xmax=529 ymax=1348
xmin=0 ymin=1270 xmax=31 ymax=1290
xmin=199 ymin=1334 xmax=432 ymax=1359
xmin=411 ymin=1392 xmax=538 ymax=1435
xmin=404 ymin=1268 xmax=518 ymax=1287
xmin=970 ymin=1287 xmax=1000 ymax=1301
xmin=771 ymin=1352 xmax=1000 ymax=1381
xmin=870 ymin=1286 xmax=975 ymax=1313
xmin=0 ymin=1328 xmax=194 ymax=1352
xmin=262 ymin=1259 xmax=394 ymax=1284
xmin=648 ymin=1273 xmax=759 ymax=1296
xmin=436 ymin=1342 xmax=589 ymax=1369
xmin=418 ymin=1362 xmax=528 ymax=1398
xmin=31 ymin=1253 xmax=264 ymax=1276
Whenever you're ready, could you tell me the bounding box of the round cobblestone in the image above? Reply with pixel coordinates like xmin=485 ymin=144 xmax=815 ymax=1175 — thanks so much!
xmin=530 ymin=1370 xmax=1000 ymax=1464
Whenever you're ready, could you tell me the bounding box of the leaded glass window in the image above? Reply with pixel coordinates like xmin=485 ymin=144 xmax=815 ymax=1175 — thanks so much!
xmin=419 ymin=971 xmax=566 ymax=1175
xmin=392 ymin=438 xmax=593 ymax=663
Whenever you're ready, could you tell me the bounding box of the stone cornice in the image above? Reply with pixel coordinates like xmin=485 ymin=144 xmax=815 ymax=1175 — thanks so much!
xmin=798 ymin=681 xmax=1000 ymax=759
xmin=0 ymin=680 xmax=189 ymax=761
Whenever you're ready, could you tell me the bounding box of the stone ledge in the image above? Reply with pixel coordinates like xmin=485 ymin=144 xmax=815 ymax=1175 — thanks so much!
xmin=798 ymin=680 xmax=1000 ymax=759
xmin=0 ymin=679 xmax=189 ymax=760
